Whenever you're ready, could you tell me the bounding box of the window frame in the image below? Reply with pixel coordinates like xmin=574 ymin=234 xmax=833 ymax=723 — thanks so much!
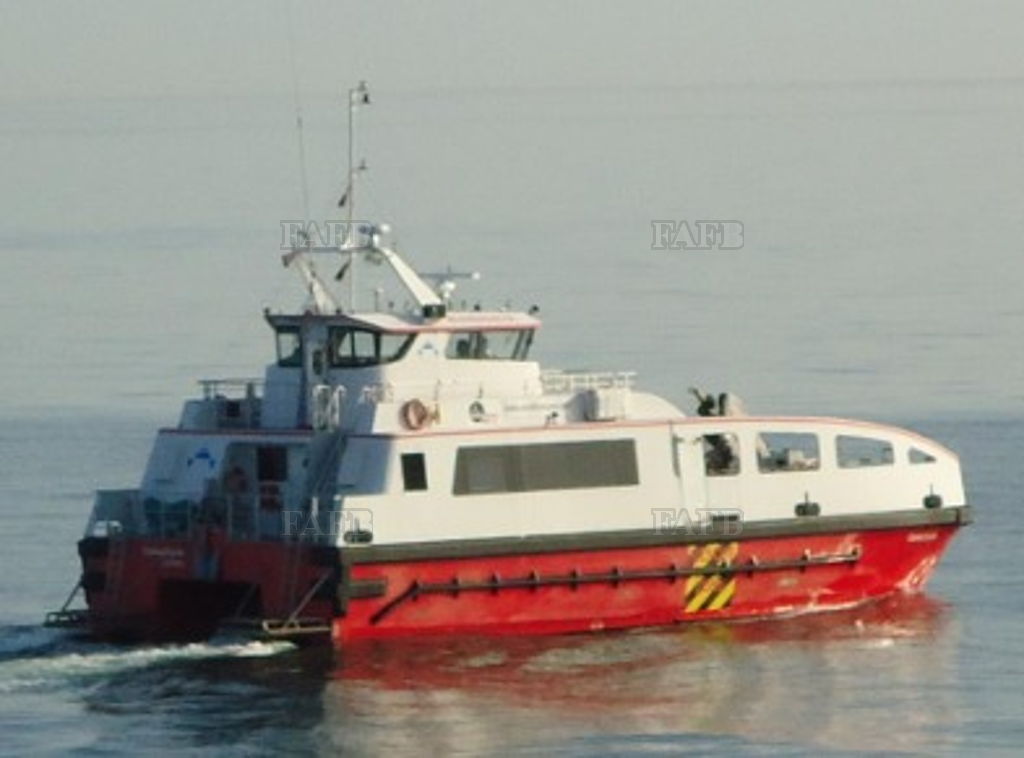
xmin=452 ymin=439 xmax=639 ymax=495
xmin=446 ymin=330 xmax=534 ymax=361
xmin=702 ymin=433 xmax=741 ymax=476
xmin=908 ymin=447 xmax=937 ymax=465
xmin=328 ymin=327 xmax=414 ymax=368
xmin=275 ymin=327 xmax=303 ymax=368
xmin=835 ymin=434 xmax=895 ymax=469
xmin=400 ymin=453 xmax=428 ymax=492
xmin=756 ymin=432 xmax=821 ymax=474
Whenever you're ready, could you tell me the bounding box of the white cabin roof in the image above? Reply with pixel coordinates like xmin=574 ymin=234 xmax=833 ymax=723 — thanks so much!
xmin=265 ymin=309 xmax=541 ymax=334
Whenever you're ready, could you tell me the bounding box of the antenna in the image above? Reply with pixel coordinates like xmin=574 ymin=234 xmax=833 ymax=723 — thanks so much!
xmin=418 ymin=266 xmax=482 ymax=306
xmin=285 ymin=4 xmax=311 ymax=234
xmin=339 ymin=80 xmax=371 ymax=311
xmin=279 ymin=5 xmax=339 ymax=314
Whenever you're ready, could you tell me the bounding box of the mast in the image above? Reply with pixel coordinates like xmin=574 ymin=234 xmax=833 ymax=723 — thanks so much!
xmin=286 ymin=8 xmax=311 ymax=231
xmin=343 ymin=81 xmax=370 ymax=312
xmin=283 ymin=83 xmax=445 ymax=316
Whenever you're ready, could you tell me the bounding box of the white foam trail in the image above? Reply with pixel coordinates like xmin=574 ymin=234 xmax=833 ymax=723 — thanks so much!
xmin=0 ymin=638 xmax=295 ymax=694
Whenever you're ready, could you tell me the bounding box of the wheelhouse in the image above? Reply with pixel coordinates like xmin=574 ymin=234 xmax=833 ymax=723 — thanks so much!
xmin=267 ymin=312 xmax=538 ymax=371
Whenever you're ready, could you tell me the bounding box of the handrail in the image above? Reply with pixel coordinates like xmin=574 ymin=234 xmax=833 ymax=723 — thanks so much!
xmin=358 ymin=371 xmax=636 ymax=405
xmin=85 ymin=487 xmax=304 ymax=542
xmin=369 ymin=548 xmax=860 ymax=624
xmin=198 ymin=378 xmax=265 ymax=400
xmin=540 ymin=370 xmax=636 ymax=394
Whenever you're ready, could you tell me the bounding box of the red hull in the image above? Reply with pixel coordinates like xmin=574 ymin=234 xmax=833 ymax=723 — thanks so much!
xmin=73 ymin=507 xmax=967 ymax=644
xmin=335 ymin=522 xmax=958 ymax=642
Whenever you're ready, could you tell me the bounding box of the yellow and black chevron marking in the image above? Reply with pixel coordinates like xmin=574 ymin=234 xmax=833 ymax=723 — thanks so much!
xmin=683 ymin=542 xmax=740 ymax=613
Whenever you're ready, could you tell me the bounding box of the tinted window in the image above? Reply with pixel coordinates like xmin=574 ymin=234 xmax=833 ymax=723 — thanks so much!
xmin=276 ymin=328 xmax=302 ymax=368
xmin=909 ymin=447 xmax=936 ymax=464
xmin=703 ymin=434 xmax=740 ymax=476
xmin=453 ymin=439 xmax=638 ymax=495
xmin=381 ymin=333 xmax=413 ymax=361
xmin=837 ymin=435 xmax=894 ymax=468
xmin=757 ymin=433 xmax=820 ymax=473
xmin=446 ymin=330 xmax=533 ymax=361
xmin=329 ymin=328 xmax=413 ymax=368
xmin=401 ymin=453 xmax=428 ymax=491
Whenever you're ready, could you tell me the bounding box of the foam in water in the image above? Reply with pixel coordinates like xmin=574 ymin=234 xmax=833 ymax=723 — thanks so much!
xmin=0 ymin=628 xmax=295 ymax=694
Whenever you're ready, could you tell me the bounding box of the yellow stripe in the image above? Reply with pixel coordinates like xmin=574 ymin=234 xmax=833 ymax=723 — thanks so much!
xmin=685 ymin=575 xmax=723 ymax=613
xmin=683 ymin=542 xmax=740 ymax=613
xmin=706 ymin=578 xmax=736 ymax=611
xmin=684 ymin=575 xmax=709 ymax=604
xmin=684 ymin=543 xmax=722 ymax=596
xmin=719 ymin=542 xmax=740 ymax=564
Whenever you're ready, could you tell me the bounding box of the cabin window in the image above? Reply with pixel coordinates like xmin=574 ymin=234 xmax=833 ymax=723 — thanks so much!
xmin=446 ymin=330 xmax=533 ymax=361
xmin=275 ymin=328 xmax=303 ymax=368
xmin=401 ymin=453 xmax=428 ymax=491
xmin=456 ymin=446 xmax=509 ymax=493
xmin=328 ymin=327 xmax=414 ymax=368
xmin=836 ymin=435 xmax=894 ymax=468
xmin=909 ymin=447 xmax=937 ymax=464
xmin=703 ymin=434 xmax=740 ymax=476
xmin=757 ymin=433 xmax=820 ymax=473
xmin=453 ymin=439 xmax=638 ymax=495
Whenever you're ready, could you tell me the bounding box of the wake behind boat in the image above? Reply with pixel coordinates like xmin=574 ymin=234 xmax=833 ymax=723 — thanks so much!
xmin=46 ymin=85 xmax=971 ymax=644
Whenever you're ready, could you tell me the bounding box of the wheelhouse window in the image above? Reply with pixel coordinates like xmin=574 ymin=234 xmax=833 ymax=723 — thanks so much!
xmin=836 ymin=435 xmax=894 ymax=468
xmin=453 ymin=439 xmax=638 ymax=495
xmin=446 ymin=330 xmax=534 ymax=361
xmin=328 ymin=327 xmax=414 ymax=368
xmin=275 ymin=327 xmax=303 ymax=368
xmin=757 ymin=433 xmax=820 ymax=473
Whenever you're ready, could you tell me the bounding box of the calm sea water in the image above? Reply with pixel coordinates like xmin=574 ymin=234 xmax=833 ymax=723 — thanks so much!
xmin=1 ymin=83 xmax=1022 ymax=755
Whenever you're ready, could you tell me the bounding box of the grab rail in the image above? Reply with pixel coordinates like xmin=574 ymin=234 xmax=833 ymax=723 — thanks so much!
xmin=198 ymin=378 xmax=264 ymax=400
xmin=540 ymin=370 xmax=636 ymax=394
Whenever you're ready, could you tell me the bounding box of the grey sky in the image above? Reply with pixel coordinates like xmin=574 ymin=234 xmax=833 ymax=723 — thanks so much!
xmin=3 ymin=0 xmax=1023 ymax=100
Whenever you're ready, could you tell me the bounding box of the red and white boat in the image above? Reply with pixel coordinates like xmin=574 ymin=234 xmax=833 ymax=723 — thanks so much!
xmin=48 ymin=86 xmax=971 ymax=644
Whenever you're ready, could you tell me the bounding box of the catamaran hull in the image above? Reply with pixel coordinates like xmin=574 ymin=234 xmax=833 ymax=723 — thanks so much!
xmin=73 ymin=507 xmax=969 ymax=644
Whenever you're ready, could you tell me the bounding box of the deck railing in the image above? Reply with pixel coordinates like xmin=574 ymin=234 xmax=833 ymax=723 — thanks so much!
xmin=539 ymin=370 xmax=636 ymax=394
xmin=198 ymin=378 xmax=264 ymax=401
xmin=357 ymin=370 xmax=635 ymax=405
xmin=84 ymin=486 xmax=333 ymax=543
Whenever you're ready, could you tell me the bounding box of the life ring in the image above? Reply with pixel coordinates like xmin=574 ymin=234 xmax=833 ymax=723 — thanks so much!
xmin=400 ymin=399 xmax=431 ymax=430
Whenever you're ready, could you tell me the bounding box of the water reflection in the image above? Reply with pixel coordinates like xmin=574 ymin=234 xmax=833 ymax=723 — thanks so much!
xmin=81 ymin=644 xmax=333 ymax=755
xmin=71 ymin=596 xmax=957 ymax=755
xmin=323 ymin=595 xmax=958 ymax=755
